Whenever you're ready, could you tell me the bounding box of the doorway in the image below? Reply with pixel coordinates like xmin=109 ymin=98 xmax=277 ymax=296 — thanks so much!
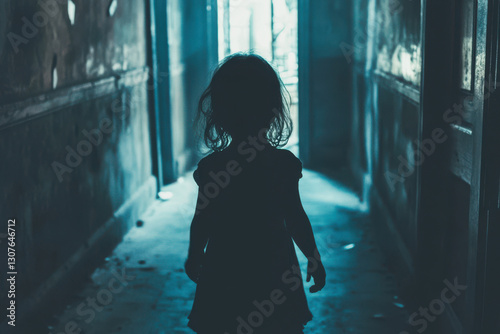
xmin=216 ymin=0 xmax=300 ymax=149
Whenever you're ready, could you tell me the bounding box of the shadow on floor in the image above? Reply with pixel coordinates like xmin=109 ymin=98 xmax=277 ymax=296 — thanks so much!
xmin=42 ymin=170 xmax=412 ymax=334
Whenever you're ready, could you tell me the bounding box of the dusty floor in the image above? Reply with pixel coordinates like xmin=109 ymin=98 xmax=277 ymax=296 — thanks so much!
xmin=44 ymin=170 xmax=412 ymax=334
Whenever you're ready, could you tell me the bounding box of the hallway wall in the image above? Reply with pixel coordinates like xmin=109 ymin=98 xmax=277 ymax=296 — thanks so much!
xmin=0 ymin=0 xmax=155 ymax=323
xmin=300 ymin=0 xmax=353 ymax=169
xmin=166 ymin=0 xmax=218 ymax=179
xmin=350 ymin=0 xmax=499 ymax=332
xmin=350 ymin=0 xmax=421 ymax=271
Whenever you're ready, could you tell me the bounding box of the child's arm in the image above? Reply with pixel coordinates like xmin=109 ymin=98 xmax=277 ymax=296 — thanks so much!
xmin=185 ymin=190 xmax=210 ymax=283
xmin=284 ymin=180 xmax=326 ymax=293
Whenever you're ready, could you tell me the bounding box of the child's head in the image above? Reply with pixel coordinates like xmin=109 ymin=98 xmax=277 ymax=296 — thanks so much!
xmin=197 ymin=53 xmax=292 ymax=151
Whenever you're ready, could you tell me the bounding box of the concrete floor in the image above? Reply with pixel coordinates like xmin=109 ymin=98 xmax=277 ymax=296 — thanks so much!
xmin=46 ymin=170 xmax=412 ymax=334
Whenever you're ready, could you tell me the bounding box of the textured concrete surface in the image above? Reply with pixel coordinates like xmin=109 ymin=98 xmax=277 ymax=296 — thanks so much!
xmin=0 ymin=0 xmax=147 ymax=102
xmin=43 ymin=170 xmax=411 ymax=334
xmin=0 ymin=0 xmax=152 ymax=321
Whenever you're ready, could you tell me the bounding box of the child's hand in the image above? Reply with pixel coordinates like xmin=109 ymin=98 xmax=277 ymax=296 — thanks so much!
xmin=306 ymin=258 xmax=326 ymax=293
xmin=185 ymin=253 xmax=204 ymax=283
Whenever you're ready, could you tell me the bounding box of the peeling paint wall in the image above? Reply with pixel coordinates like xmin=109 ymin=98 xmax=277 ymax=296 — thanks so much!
xmin=351 ymin=0 xmax=422 ymax=271
xmin=374 ymin=0 xmax=422 ymax=86
xmin=0 ymin=0 xmax=147 ymax=102
xmin=374 ymin=87 xmax=420 ymax=254
xmin=351 ymin=1 xmax=500 ymax=330
xmin=0 ymin=0 xmax=154 ymax=322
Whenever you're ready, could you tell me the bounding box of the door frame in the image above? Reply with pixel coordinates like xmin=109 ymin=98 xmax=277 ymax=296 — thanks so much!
xmin=472 ymin=0 xmax=500 ymax=332
xmin=298 ymin=0 xmax=311 ymax=165
xmin=147 ymin=0 xmax=175 ymax=186
xmin=464 ymin=0 xmax=490 ymax=331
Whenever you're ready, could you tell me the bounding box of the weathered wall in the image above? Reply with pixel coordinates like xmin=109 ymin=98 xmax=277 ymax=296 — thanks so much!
xmin=350 ymin=0 xmax=422 ymax=281
xmin=0 ymin=0 xmax=155 ymax=324
xmin=0 ymin=0 xmax=147 ymax=102
xmin=351 ymin=1 xmax=500 ymax=331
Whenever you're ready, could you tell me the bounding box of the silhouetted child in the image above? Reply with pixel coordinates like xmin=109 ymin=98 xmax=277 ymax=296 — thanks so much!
xmin=185 ymin=54 xmax=326 ymax=334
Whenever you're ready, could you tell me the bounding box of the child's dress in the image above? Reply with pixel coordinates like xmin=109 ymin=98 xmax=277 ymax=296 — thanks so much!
xmin=187 ymin=144 xmax=313 ymax=333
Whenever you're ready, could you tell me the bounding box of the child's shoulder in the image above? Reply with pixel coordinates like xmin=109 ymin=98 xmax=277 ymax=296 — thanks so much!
xmin=273 ymin=147 xmax=300 ymax=160
xmin=195 ymin=151 xmax=221 ymax=170
xmin=194 ymin=147 xmax=302 ymax=182
xmin=196 ymin=147 xmax=301 ymax=168
xmin=269 ymin=148 xmax=303 ymax=179
xmin=266 ymin=147 xmax=300 ymax=163
xmin=193 ymin=152 xmax=221 ymax=186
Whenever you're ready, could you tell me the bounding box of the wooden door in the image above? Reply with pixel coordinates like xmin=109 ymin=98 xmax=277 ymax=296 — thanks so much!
xmin=419 ymin=0 xmax=490 ymax=332
xmin=473 ymin=0 xmax=500 ymax=332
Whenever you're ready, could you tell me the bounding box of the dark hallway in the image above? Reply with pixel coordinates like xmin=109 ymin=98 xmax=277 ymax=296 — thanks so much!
xmin=1 ymin=0 xmax=500 ymax=334
xmin=42 ymin=171 xmax=410 ymax=334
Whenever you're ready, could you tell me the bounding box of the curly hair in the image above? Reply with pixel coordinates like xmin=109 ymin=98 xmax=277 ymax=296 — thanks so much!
xmin=196 ymin=53 xmax=293 ymax=152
